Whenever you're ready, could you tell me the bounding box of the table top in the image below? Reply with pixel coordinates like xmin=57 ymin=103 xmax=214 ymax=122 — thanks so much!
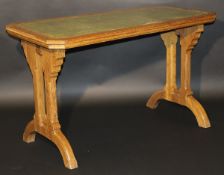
xmin=6 ymin=6 xmax=216 ymax=49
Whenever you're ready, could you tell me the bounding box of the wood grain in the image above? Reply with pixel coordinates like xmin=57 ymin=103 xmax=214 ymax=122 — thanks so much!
xmin=6 ymin=6 xmax=216 ymax=49
xmin=6 ymin=6 xmax=216 ymax=169
xmin=147 ymin=25 xmax=211 ymax=128
xmin=22 ymin=41 xmax=78 ymax=169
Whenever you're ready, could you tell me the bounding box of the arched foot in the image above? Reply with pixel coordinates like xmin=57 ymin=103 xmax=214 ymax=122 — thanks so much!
xmin=146 ymin=90 xmax=211 ymax=128
xmin=23 ymin=120 xmax=78 ymax=169
xmin=51 ymin=130 xmax=78 ymax=169
xmin=23 ymin=120 xmax=36 ymax=143
xmin=185 ymin=96 xmax=211 ymax=128
xmin=146 ymin=90 xmax=165 ymax=109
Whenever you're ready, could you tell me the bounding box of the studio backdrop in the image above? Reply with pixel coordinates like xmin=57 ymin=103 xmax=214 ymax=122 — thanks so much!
xmin=0 ymin=0 xmax=223 ymax=106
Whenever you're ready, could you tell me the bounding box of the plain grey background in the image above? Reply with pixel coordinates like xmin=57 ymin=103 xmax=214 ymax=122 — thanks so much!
xmin=1 ymin=1 xmax=224 ymax=174
xmin=0 ymin=0 xmax=224 ymax=106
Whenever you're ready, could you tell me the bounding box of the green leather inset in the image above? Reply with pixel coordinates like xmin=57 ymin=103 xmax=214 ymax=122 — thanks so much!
xmin=17 ymin=6 xmax=208 ymax=39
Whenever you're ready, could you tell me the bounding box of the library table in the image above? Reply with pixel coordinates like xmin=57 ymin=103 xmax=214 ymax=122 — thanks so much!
xmin=6 ymin=6 xmax=216 ymax=169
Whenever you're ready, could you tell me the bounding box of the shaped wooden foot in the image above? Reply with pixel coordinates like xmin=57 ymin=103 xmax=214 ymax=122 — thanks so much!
xmin=22 ymin=41 xmax=78 ymax=169
xmin=23 ymin=120 xmax=35 ymax=143
xmin=146 ymin=90 xmax=211 ymax=128
xmin=147 ymin=26 xmax=211 ymax=128
xmin=23 ymin=119 xmax=78 ymax=169
xmin=51 ymin=130 xmax=77 ymax=169
xmin=146 ymin=90 xmax=165 ymax=109
xmin=23 ymin=119 xmax=78 ymax=168
xmin=185 ymin=96 xmax=210 ymax=128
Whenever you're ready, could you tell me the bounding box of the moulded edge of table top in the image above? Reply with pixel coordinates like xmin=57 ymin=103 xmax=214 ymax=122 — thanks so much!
xmin=6 ymin=7 xmax=216 ymax=50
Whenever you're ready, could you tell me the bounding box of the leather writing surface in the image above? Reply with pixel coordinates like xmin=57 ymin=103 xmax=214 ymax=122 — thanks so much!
xmin=16 ymin=6 xmax=208 ymax=39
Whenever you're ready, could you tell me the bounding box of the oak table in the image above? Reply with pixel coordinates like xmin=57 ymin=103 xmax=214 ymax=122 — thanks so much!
xmin=6 ymin=6 xmax=216 ymax=169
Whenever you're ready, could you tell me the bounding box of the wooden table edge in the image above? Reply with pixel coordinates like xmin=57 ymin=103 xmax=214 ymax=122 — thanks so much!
xmin=6 ymin=12 xmax=216 ymax=50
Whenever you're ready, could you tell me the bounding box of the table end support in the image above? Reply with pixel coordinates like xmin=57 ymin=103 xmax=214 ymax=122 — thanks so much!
xmin=21 ymin=41 xmax=78 ymax=169
xmin=146 ymin=26 xmax=211 ymax=128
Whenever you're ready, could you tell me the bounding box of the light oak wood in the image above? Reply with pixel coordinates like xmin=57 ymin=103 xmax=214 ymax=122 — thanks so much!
xmin=5 ymin=6 xmax=216 ymax=169
xmin=6 ymin=6 xmax=216 ymax=49
xmin=146 ymin=25 xmax=211 ymax=128
xmin=22 ymin=41 xmax=78 ymax=169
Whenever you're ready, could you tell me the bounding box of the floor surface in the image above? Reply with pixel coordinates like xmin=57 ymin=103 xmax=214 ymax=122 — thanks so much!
xmin=1 ymin=99 xmax=224 ymax=175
